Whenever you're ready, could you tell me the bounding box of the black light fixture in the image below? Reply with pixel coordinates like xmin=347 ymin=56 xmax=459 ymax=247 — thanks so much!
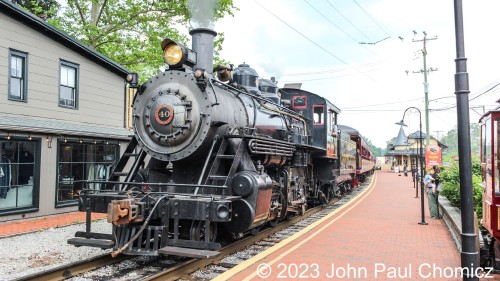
xmin=28 ymin=132 xmax=32 ymax=140
xmin=126 ymin=73 xmax=139 ymax=88
xmin=5 ymin=132 xmax=10 ymax=140
xmin=46 ymin=135 xmax=52 ymax=148
xmin=396 ymin=107 xmax=427 ymax=226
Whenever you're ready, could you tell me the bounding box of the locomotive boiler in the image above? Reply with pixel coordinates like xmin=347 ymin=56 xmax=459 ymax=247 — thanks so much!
xmin=68 ymin=26 xmax=375 ymax=259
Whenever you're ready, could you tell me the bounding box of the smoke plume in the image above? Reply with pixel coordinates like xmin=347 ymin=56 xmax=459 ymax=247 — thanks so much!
xmin=187 ymin=0 xmax=218 ymax=29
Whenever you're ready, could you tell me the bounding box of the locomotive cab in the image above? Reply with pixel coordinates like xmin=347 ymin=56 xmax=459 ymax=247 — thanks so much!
xmin=259 ymin=77 xmax=280 ymax=104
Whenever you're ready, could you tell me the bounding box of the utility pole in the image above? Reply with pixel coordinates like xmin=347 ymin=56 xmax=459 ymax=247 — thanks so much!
xmin=433 ymin=130 xmax=443 ymax=141
xmin=412 ymin=31 xmax=438 ymax=146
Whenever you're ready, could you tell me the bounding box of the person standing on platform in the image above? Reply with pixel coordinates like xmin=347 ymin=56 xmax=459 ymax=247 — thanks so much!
xmin=424 ymin=168 xmax=439 ymax=219
xmin=432 ymin=165 xmax=441 ymax=218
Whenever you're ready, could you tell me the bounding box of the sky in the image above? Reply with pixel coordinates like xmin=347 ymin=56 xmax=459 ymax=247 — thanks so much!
xmin=212 ymin=0 xmax=500 ymax=148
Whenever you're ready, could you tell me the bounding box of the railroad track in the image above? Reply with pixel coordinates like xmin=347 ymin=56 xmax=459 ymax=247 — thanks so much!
xmin=143 ymin=199 xmax=341 ymax=281
xmin=17 ymin=178 xmax=372 ymax=281
xmin=13 ymin=254 xmax=129 ymax=281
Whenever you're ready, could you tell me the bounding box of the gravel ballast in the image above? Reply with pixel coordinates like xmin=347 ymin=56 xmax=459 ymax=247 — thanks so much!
xmin=0 ymin=220 xmax=112 ymax=280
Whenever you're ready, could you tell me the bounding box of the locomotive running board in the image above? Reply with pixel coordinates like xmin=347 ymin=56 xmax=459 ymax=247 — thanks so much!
xmin=158 ymin=246 xmax=220 ymax=259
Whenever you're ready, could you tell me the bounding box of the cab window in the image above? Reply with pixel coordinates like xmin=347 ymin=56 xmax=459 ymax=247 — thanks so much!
xmin=313 ymin=105 xmax=324 ymax=125
xmin=292 ymin=96 xmax=307 ymax=109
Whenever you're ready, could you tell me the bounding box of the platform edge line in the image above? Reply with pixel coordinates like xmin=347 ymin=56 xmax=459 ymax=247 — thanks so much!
xmin=212 ymin=172 xmax=378 ymax=281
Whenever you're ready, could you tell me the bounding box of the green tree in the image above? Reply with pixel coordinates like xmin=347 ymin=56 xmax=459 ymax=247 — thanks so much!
xmin=384 ymin=137 xmax=396 ymax=155
xmin=47 ymin=0 xmax=236 ymax=80
xmin=440 ymin=123 xmax=480 ymax=156
xmin=363 ymin=137 xmax=383 ymax=157
xmin=13 ymin=0 xmax=60 ymax=20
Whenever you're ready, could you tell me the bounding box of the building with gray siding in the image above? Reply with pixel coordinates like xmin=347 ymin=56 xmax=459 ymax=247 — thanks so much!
xmin=0 ymin=0 xmax=133 ymax=222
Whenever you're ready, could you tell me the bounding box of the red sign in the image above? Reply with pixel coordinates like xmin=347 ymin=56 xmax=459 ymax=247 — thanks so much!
xmin=155 ymin=104 xmax=174 ymax=125
xmin=425 ymin=145 xmax=442 ymax=167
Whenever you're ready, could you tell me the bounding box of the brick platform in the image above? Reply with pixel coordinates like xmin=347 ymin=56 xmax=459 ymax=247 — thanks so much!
xmin=214 ymin=171 xmax=484 ymax=281
xmin=0 ymin=212 xmax=106 ymax=237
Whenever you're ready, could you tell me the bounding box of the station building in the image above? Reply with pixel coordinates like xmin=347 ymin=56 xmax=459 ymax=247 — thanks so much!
xmin=0 ymin=0 xmax=134 ymax=222
xmin=386 ymin=125 xmax=447 ymax=172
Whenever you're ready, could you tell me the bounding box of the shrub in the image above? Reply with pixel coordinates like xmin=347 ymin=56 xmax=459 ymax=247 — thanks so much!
xmin=440 ymin=154 xmax=482 ymax=219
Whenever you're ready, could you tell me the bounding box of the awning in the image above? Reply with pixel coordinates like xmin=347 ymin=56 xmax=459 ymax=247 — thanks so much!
xmin=386 ymin=148 xmax=423 ymax=156
xmin=0 ymin=114 xmax=132 ymax=140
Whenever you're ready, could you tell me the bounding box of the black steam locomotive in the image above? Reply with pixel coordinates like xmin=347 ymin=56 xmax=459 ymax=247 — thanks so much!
xmin=68 ymin=28 xmax=375 ymax=258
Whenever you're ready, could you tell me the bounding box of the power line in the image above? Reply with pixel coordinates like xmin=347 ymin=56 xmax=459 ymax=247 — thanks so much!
xmin=325 ymin=0 xmax=372 ymax=41
xmin=304 ymin=0 xmax=381 ymax=58
xmin=470 ymin=80 xmax=500 ymax=101
xmin=280 ymin=63 xmax=392 ymax=82
xmin=253 ymin=1 xmax=347 ymax=64
xmin=282 ymin=60 xmax=386 ymax=77
xmin=342 ymin=109 xmax=409 ymax=112
xmin=352 ymin=0 xmax=392 ymax=37
xmin=253 ymin=0 xmax=377 ymax=81
xmin=430 ymin=104 xmax=496 ymax=112
xmin=429 ymin=78 xmax=500 ymax=112
xmin=343 ymin=97 xmax=423 ymax=109
xmin=303 ymin=0 xmax=358 ymax=43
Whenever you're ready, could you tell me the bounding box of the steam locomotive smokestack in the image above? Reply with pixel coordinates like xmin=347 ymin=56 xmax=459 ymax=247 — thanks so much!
xmin=187 ymin=0 xmax=218 ymax=75
xmin=189 ymin=28 xmax=217 ymax=75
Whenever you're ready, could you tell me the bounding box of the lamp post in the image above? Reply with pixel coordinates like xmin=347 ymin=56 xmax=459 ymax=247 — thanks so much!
xmin=454 ymin=1 xmax=478 ymax=279
xmin=411 ymin=155 xmax=417 ymax=189
xmin=395 ymin=107 xmax=428 ymax=225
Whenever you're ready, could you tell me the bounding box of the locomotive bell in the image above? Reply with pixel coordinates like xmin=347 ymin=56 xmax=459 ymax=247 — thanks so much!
xmin=214 ymin=65 xmax=232 ymax=82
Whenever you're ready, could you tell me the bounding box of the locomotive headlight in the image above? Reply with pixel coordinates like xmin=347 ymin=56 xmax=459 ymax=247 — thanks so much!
xmin=163 ymin=43 xmax=183 ymax=65
xmin=216 ymin=204 xmax=230 ymax=219
xmin=160 ymin=38 xmax=197 ymax=68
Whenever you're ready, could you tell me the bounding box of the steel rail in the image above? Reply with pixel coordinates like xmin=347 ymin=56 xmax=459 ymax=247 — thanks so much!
xmin=12 ymin=253 xmax=129 ymax=281
xmin=141 ymin=198 xmax=341 ymax=281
